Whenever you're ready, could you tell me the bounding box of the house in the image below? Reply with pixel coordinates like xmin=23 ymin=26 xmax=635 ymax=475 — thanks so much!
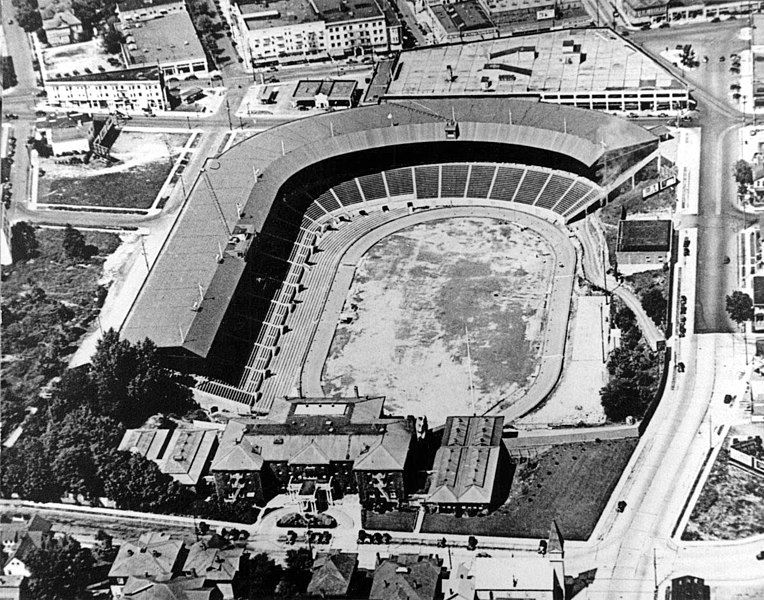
xmin=108 ymin=532 xmax=186 ymax=599
xmin=119 ymin=12 xmax=209 ymax=81
xmin=118 ymin=427 xmax=218 ymax=487
xmin=211 ymin=397 xmax=415 ymax=510
xmin=182 ymin=540 xmax=245 ymax=599
xmin=119 ymin=575 xmax=222 ymax=600
xmin=425 ymin=416 xmax=506 ymax=512
xmin=666 ymin=575 xmax=710 ymax=600
xmin=428 ymin=1 xmax=496 ymax=44
xmin=42 ymin=10 xmax=82 ymax=46
xmin=1 ymin=515 xmax=53 ymax=579
xmin=306 ymin=552 xmax=358 ymax=598
xmin=615 ymin=219 xmax=673 ymax=274
xmin=291 ymin=80 xmax=358 ymax=109
xmin=369 ymin=554 xmax=443 ymax=600
xmin=44 ymin=66 xmax=168 ymax=114
xmin=115 ymin=0 xmax=186 ymax=22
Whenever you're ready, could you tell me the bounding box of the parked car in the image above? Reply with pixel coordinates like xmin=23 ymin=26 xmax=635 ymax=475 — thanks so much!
xmin=724 ymin=394 xmax=733 ymax=404
xmin=757 ymin=550 xmax=764 ymax=560
xmin=720 ymin=56 xmax=726 ymax=62
xmin=616 ymin=500 xmax=627 ymax=513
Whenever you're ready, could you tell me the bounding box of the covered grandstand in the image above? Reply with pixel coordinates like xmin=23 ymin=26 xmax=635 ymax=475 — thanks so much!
xmin=119 ymin=98 xmax=657 ymax=410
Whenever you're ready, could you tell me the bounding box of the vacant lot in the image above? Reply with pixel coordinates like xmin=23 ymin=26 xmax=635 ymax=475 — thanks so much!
xmin=39 ymin=131 xmax=189 ymax=209
xmin=683 ymin=445 xmax=764 ymax=541
xmin=362 ymin=509 xmax=418 ymax=532
xmin=322 ymin=218 xmax=554 ymax=425
xmin=421 ymin=438 xmax=637 ymax=540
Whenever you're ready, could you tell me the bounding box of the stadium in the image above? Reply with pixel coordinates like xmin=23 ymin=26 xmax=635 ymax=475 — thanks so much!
xmin=120 ymin=97 xmax=659 ymax=421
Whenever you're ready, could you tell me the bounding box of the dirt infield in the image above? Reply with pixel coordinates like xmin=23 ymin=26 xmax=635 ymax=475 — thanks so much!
xmin=321 ymin=217 xmax=554 ymax=424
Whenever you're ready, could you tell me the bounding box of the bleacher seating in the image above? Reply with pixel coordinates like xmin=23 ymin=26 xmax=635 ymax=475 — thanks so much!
xmin=466 ymin=165 xmax=496 ymax=198
xmin=489 ymin=165 xmax=525 ymax=202
xmin=415 ymin=165 xmax=440 ymax=199
xmin=385 ymin=167 xmax=414 ymax=197
xmin=536 ymin=174 xmax=574 ymax=210
xmin=333 ymin=179 xmax=364 ymax=206
xmin=316 ymin=190 xmax=341 ymax=213
xmin=357 ymin=172 xmax=388 ymax=200
xmin=440 ymin=164 xmax=469 ymax=198
xmin=515 ymin=170 xmax=550 ymax=205
xmin=553 ymin=180 xmax=592 ymax=215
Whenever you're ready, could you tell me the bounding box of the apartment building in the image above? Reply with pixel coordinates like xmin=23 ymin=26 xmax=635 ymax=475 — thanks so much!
xmin=44 ymin=66 xmax=169 ymax=114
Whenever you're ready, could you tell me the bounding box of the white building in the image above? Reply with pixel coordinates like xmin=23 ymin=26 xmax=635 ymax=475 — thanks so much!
xmin=223 ymin=0 xmax=400 ymax=67
xmin=116 ymin=0 xmax=186 ymax=22
xmin=617 ymin=0 xmax=764 ymax=26
xmin=120 ymin=11 xmax=209 ymax=81
xmin=44 ymin=66 xmax=168 ymax=114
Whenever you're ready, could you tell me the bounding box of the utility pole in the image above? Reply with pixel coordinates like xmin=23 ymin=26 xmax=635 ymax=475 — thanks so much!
xmin=225 ymin=98 xmax=232 ymax=131
xmin=139 ymin=236 xmax=150 ymax=270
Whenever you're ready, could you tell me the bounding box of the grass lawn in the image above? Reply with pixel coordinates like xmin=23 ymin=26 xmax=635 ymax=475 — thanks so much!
xmin=1 ymin=228 xmax=120 ymax=427
xmin=421 ymin=438 xmax=638 ymax=541
xmin=683 ymin=445 xmax=764 ymax=541
xmin=361 ymin=509 xmax=418 ymax=532
xmin=41 ymin=161 xmax=173 ymax=209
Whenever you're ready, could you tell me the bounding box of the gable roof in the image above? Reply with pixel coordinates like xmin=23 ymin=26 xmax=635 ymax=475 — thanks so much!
xmin=307 ymin=552 xmax=358 ymax=597
xmin=109 ymin=533 xmax=185 ymax=580
xmin=370 ymin=555 xmax=442 ymax=600
xmin=122 ymin=575 xmax=218 ymax=600
xmin=42 ymin=10 xmax=81 ymax=29
xmin=289 ymin=440 xmax=331 ymax=465
xmin=353 ymin=440 xmax=406 ymax=471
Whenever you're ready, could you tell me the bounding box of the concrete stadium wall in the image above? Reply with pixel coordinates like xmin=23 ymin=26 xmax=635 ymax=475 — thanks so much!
xmin=503 ymin=424 xmax=640 ymax=450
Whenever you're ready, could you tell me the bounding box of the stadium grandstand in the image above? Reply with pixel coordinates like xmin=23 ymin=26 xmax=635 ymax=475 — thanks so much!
xmin=119 ymin=97 xmax=658 ymax=413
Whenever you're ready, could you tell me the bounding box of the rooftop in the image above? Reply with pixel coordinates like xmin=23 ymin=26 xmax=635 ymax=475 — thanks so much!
xmin=118 ymin=428 xmax=172 ymax=462
xmin=468 ymin=554 xmax=553 ymax=592
xmin=755 ymin=275 xmax=764 ymax=306
xmin=755 ymin=14 xmax=764 ymax=49
xmin=430 ymin=1 xmax=494 ymax=35
xmin=108 ymin=532 xmax=185 ymax=580
xmin=117 ymin=0 xmax=184 ymax=13
xmin=386 ymin=28 xmax=686 ymax=98
xmin=121 ymin=12 xmax=205 ymax=66
xmin=120 ymin=575 xmax=215 ymax=600
xmin=160 ymin=429 xmax=218 ymax=485
xmin=370 ymin=554 xmax=442 ymax=600
xmin=42 ymin=10 xmax=81 ymax=29
xmin=46 ymin=65 xmax=162 ymax=83
xmin=240 ymin=0 xmax=318 ymax=30
xmin=307 ymin=552 xmax=358 ymax=597
xmin=119 ymin=98 xmax=655 ymax=356
xmin=485 ymin=0 xmax=553 ymax=13
xmin=616 ymin=219 xmax=672 ymax=253
xmin=312 ymin=0 xmax=383 ymax=23
xmin=293 ymin=79 xmax=357 ymax=99
xmin=182 ymin=541 xmax=244 ymax=582
xmin=212 ymin=397 xmax=411 ymax=471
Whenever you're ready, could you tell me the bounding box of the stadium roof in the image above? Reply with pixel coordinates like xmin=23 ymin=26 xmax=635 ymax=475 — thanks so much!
xmin=120 ymin=98 xmax=655 ymax=356
xmin=385 ymin=28 xmax=685 ymax=98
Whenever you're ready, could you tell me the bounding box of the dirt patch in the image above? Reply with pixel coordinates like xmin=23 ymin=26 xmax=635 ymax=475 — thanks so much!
xmin=321 ymin=218 xmax=554 ymax=425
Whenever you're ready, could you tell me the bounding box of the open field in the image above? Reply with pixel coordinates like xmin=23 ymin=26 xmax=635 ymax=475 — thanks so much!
xmin=38 ymin=131 xmax=189 ymax=209
xmin=421 ymin=438 xmax=637 ymax=540
xmin=361 ymin=509 xmax=418 ymax=532
xmin=683 ymin=443 xmax=764 ymax=541
xmin=321 ymin=218 xmax=554 ymax=424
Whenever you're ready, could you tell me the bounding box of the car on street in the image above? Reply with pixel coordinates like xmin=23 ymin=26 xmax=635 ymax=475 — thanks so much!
xmin=757 ymin=550 xmax=764 ymax=560
xmin=724 ymin=394 xmax=733 ymax=404
xmin=720 ymin=56 xmax=725 ymax=62
xmin=5 ymin=113 xmax=18 ymax=120
xmin=616 ymin=500 xmax=627 ymax=513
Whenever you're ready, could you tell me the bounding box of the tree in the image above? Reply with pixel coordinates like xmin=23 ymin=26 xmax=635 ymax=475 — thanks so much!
xmin=280 ymin=548 xmax=313 ymax=595
xmin=95 ymin=448 xmax=193 ymax=513
xmin=15 ymin=2 xmax=42 ymax=32
xmin=194 ymin=14 xmax=216 ymax=36
xmin=24 ymin=536 xmax=95 ymax=600
xmin=0 ymin=437 xmax=60 ymax=501
xmin=242 ymin=553 xmax=282 ymax=600
xmin=641 ymin=287 xmax=666 ymax=327
xmin=90 ymin=330 xmax=196 ymax=426
xmin=10 ymin=221 xmax=38 ymax=261
xmin=102 ymin=23 xmax=123 ymax=54
xmin=600 ymin=378 xmax=644 ymax=422
xmin=733 ymin=159 xmax=753 ymax=187
xmin=62 ymin=224 xmax=88 ymax=260
xmin=726 ymin=291 xmax=754 ymax=327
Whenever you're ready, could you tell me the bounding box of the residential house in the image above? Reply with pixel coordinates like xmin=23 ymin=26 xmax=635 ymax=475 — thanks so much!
xmin=1 ymin=515 xmax=53 ymax=579
xmin=0 ymin=575 xmax=26 ymax=600
xmin=211 ymin=397 xmax=415 ymax=510
xmin=119 ymin=575 xmax=222 ymax=600
xmin=615 ymin=218 xmax=673 ymax=274
xmin=108 ymin=532 xmax=186 ymax=599
xmin=369 ymin=554 xmax=443 ymax=600
xmin=182 ymin=540 xmax=245 ymax=599
xmin=306 ymin=552 xmax=358 ymax=598
xmin=42 ymin=11 xmax=82 ymax=45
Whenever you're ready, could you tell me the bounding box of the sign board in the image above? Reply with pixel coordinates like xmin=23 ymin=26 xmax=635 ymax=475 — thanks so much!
xmin=537 ymin=8 xmax=555 ymax=19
